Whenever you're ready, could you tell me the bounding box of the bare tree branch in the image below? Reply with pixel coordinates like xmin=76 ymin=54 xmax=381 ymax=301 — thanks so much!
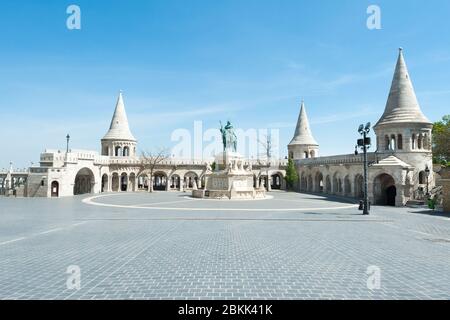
xmin=138 ymin=148 xmax=170 ymax=192
xmin=257 ymin=133 xmax=272 ymax=160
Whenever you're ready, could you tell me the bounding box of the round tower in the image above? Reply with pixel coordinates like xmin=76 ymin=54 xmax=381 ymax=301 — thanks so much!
xmin=373 ymin=48 xmax=433 ymax=197
xmin=288 ymin=101 xmax=319 ymax=160
xmin=101 ymin=92 xmax=137 ymax=157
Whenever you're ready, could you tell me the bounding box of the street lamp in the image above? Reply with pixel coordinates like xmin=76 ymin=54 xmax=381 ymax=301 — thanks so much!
xmin=66 ymin=134 xmax=70 ymax=153
xmin=357 ymin=122 xmax=371 ymax=215
xmin=425 ymin=165 xmax=430 ymax=196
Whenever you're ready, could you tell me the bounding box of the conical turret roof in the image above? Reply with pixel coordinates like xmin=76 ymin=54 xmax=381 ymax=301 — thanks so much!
xmin=375 ymin=48 xmax=431 ymax=128
xmin=102 ymin=92 xmax=136 ymax=141
xmin=289 ymin=101 xmax=318 ymax=146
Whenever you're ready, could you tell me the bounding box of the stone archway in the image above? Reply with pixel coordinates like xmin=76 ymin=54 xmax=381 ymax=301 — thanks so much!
xmin=137 ymin=174 xmax=148 ymax=191
xmin=120 ymin=173 xmax=128 ymax=192
xmin=51 ymin=181 xmax=59 ymax=197
xmin=185 ymin=172 xmax=199 ymax=190
xmin=153 ymin=172 xmax=167 ymax=191
xmin=315 ymin=172 xmax=324 ymax=193
xmin=170 ymin=174 xmax=181 ymax=190
xmin=259 ymin=175 xmax=269 ymax=190
xmin=344 ymin=175 xmax=351 ymax=196
xmin=74 ymin=168 xmax=95 ymax=195
xmin=354 ymin=174 xmax=364 ymax=199
xmin=101 ymin=174 xmax=108 ymax=192
xmin=271 ymin=173 xmax=282 ymax=190
xmin=373 ymin=173 xmax=396 ymax=206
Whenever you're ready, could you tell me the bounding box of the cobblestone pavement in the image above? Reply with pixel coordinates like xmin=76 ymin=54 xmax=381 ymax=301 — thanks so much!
xmin=0 ymin=191 xmax=449 ymax=300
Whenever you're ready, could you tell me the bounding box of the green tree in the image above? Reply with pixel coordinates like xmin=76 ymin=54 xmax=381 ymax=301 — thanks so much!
xmin=432 ymin=115 xmax=450 ymax=166
xmin=284 ymin=158 xmax=299 ymax=190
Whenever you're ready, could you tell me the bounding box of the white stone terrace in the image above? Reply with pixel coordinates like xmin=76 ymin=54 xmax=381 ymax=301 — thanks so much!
xmin=297 ymin=153 xmax=378 ymax=166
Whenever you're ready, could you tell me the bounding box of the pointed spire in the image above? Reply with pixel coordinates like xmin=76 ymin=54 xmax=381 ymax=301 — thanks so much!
xmin=375 ymin=48 xmax=431 ymax=128
xmin=289 ymin=100 xmax=318 ymax=146
xmin=102 ymin=91 xmax=136 ymax=141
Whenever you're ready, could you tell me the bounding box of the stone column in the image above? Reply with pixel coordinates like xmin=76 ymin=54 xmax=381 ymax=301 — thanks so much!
xmin=395 ymin=184 xmax=405 ymax=207
xmin=368 ymin=181 xmax=374 ymax=205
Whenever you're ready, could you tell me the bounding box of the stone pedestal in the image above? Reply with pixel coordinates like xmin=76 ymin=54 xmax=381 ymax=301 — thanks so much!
xmin=193 ymin=151 xmax=266 ymax=200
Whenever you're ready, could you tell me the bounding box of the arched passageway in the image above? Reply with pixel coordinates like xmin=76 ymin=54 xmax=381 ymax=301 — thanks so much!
xmin=170 ymin=174 xmax=181 ymax=190
xmin=74 ymin=168 xmax=95 ymax=195
xmin=344 ymin=175 xmax=351 ymax=196
xmin=354 ymin=174 xmax=364 ymax=199
xmin=153 ymin=172 xmax=167 ymax=191
xmin=315 ymin=172 xmax=323 ymax=193
xmin=185 ymin=172 xmax=199 ymax=189
xmin=101 ymin=174 xmax=108 ymax=192
xmin=333 ymin=173 xmax=343 ymax=194
xmin=51 ymin=181 xmax=59 ymax=197
xmin=271 ymin=173 xmax=282 ymax=190
xmin=120 ymin=173 xmax=128 ymax=192
xmin=259 ymin=176 xmax=269 ymax=190
xmin=373 ymin=173 xmax=396 ymax=206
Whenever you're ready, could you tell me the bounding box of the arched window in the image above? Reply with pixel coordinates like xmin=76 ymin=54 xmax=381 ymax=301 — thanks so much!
xmin=411 ymin=134 xmax=416 ymax=150
xmin=289 ymin=152 xmax=294 ymax=159
xmin=418 ymin=134 xmax=423 ymax=149
xmin=423 ymin=134 xmax=429 ymax=150
xmin=304 ymin=151 xmax=309 ymax=159
xmin=397 ymin=134 xmax=403 ymax=150
xmin=385 ymin=135 xmax=390 ymax=150
xmin=390 ymin=135 xmax=396 ymax=150
xmin=123 ymin=147 xmax=129 ymax=157
xmin=115 ymin=146 xmax=122 ymax=157
xmin=310 ymin=150 xmax=315 ymax=158
xmin=419 ymin=171 xmax=425 ymax=184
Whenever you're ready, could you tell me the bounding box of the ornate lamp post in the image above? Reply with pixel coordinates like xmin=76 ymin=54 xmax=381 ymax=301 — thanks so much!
xmin=425 ymin=165 xmax=430 ymax=196
xmin=357 ymin=123 xmax=371 ymax=215
xmin=66 ymin=134 xmax=71 ymax=153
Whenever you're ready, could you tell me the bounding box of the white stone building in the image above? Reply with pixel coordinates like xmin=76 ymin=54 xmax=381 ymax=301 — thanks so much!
xmin=0 ymin=49 xmax=436 ymax=206
xmin=290 ymin=49 xmax=435 ymax=206
xmin=1 ymin=93 xmax=287 ymax=198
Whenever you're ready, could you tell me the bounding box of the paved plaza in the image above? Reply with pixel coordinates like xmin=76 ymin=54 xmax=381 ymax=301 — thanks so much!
xmin=0 ymin=191 xmax=449 ymax=300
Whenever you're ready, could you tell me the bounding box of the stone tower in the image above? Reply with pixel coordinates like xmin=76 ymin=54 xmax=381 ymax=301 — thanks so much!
xmin=288 ymin=101 xmax=319 ymax=160
xmin=101 ymin=92 xmax=137 ymax=157
xmin=373 ymin=48 xmax=434 ymax=198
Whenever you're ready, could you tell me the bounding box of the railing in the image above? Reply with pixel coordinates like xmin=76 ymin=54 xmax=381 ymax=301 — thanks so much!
xmin=296 ymin=153 xmax=377 ymax=166
xmin=0 ymin=168 xmax=30 ymax=174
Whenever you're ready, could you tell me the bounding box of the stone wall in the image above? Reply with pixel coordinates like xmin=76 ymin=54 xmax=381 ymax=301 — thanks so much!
xmin=436 ymin=166 xmax=450 ymax=212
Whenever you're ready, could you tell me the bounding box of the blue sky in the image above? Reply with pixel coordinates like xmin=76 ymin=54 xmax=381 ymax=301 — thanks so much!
xmin=1 ymin=0 xmax=449 ymax=168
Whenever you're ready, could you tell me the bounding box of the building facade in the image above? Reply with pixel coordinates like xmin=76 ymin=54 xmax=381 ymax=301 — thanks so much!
xmin=0 ymin=92 xmax=287 ymax=198
xmin=0 ymin=49 xmax=437 ymax=206
xmin=291 ymin=49 xmax=435 ymax=206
